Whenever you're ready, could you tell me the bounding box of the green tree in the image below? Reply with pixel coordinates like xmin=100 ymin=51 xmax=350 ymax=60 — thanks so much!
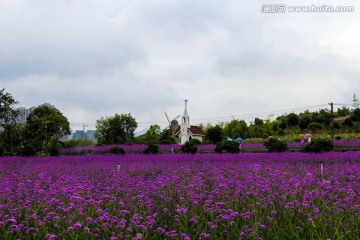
xmin=158 ymin=128 xmax=177 ymax=144
xmin=0 ymin=88 xmax=21 ymax=154
xmin=223 ymin=120 xmax=248 ymax=139
xmin=144 ymin=124 xmax=161 ymax=144
xmin=248 ymin=118 xmax=265 ymax=138
xmin=23 ymin=105 xmax=70 ymax=156
xmin=336 ymin=106 xmax=351 ymax=117
xmin=287 ymin=113 xmax=299 ymax=128
xmin=351 ymin=108 xmax=360 ymax=122
xmin=299 ymin=115 xmax=311 ymax=131
xmin=95 ymin=113 xmax=137 ymax=145
xmin=206 ymin=124 xmax=223 ymax=144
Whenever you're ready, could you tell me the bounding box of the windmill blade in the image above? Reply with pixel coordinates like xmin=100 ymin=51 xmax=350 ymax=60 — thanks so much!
xmin=173 ymin=115 xmax=181 ymax=121
xmin=165 ymin=112 xmax=171 ymax=123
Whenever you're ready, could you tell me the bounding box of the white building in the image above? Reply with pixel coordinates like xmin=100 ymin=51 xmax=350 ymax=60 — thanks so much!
xmin=176 ymin=100 xmax=204 ymax=144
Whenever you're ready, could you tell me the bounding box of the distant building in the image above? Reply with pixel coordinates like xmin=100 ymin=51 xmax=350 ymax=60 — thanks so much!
xmin=16 ymin=103 xmax=55 ymax=124
xmin=72 ymin=130 xmax=96 ymax=142
xmin=17 ymin=107 xmax=33 ymax=124
xmin=176 ymin=100 xmax=204 ymax=144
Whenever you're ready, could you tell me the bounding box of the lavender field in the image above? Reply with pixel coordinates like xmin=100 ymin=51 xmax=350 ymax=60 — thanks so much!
xmin=1 ymin=153 xmax=360 ymax=239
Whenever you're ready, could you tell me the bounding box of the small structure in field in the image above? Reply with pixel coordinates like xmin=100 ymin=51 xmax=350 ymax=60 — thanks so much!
xmin=176 ymin=99 xmax=204 ymax=145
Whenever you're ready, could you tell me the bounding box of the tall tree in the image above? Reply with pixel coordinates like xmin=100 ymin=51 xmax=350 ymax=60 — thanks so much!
xmin=287 ymin=113 xmax=299 ymax=128
xmin=206 ymin=124 xmax=223 ymax=144
xmin=223 ymin=120 xmax=248 ymax=139
xmin=95 ymin=113 xmax=137 ymax=145
xmin=144 ymin=124 xmax=161 ymax=144
xmin=0 ymin=88 xmax=21 ymax=154
xmin=24 ymin=105 xmax=70 ymax=155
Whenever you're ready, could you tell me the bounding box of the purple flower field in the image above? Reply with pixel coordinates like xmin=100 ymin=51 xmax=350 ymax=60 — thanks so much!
xmin=1 ymin=152 xmax=360 ymax=239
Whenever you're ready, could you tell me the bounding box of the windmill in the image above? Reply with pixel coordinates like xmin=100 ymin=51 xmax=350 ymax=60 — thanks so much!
xmin=165 ymin=113 xmax=180 ymax=137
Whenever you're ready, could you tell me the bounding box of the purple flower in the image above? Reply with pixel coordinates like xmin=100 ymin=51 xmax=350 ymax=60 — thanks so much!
xmin=74 ymin=222 xmax=82 ymax=228
xmin=6 ymin=219 xmax=17 ymax=224
xmin=200 ymin=233 xmax=211 ymax=238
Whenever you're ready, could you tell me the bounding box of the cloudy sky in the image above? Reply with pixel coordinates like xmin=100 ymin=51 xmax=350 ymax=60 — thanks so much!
xmin=1 ymin=0 xmax=359 ymax=131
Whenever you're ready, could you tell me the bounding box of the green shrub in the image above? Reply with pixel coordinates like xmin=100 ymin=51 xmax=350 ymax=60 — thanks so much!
xmin=109 ymin=146 xmax=125 ymax=155
xmin=160 ymin=139 xmax=175 ymax=145
xmin=143 ymin=144 xmax=159 ymax=154
xmin=263 ymin=137 xmax=288 ymax=152
xmin=189 ymin=138 xmax=202 ymax=145
xmin=181 ymin=141 xmax=198 ymax=154
xmin=215 ymin=140 xmax=240 ymax=153
xmin=308 ymin=122 xmax=322 ymax=131
xmin=18 ymin=143 xmax=37 ymax=156
xmin=303 ymin=138 xmax=333 ymax=153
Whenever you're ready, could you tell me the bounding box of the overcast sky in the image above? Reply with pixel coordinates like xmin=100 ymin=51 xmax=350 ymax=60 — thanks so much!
xmin=1 ymin=0 xmax=359 ymax=131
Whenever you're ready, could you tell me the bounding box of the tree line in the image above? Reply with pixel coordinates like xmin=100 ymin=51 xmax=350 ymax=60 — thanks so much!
xmin=1 ymin=88 xmax=360 ymax=156
xmin=202 ymin=107 xmax=360 ymax=144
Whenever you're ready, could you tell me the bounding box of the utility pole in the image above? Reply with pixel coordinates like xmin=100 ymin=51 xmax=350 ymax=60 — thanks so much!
xmin=329 ymin=102 xmax=334 ymax=150
xmin=352 ymin=93 xmax=359 ymax=108
xmin=82 ymin=123 xmax=88 ymax=140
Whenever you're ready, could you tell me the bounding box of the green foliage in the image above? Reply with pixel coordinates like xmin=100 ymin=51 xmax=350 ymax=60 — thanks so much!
xmin=287 ymin=113 xmax=299 ymax=127
xmin=158 ymin=128 xmax=177 ymax=144
xmin=159 ymin=139 xmax=176 ymax=144
xmin=299 ymin=116 xmax=311 ymax=130
xmin=144 ymin=125 xmax=161 ymax=144
xmin=303 ymin=138 xmax=333 ymax=153
xmin=0 ymin=88 xmax=21 ymax=154
xmin=181 ymin=140 xmax=198 ymax=154
xmin=206 ymin=124 xmax=223 ymax=144
xmin=109 ymin=146 xmax=125 ymax=155
xmin=189 ymin=138 xmax=201 ymax=145
xmin=18 ymin=142 xmax=38 ymax=157
xmin=263 ymin=137 xmax=288 ymax=153
xmin=351 ymin=108 xmax=360 ymax=122
xmin=143 ymin=144 xmax=159 ymax=154
xmin=63 ymin=138 xmax=94 ymax=148
xmin=308 ymin=122 xmax=322 ymax=131
xmin=49 ymin=141 xmax=63 ymax=156
xmin=336 ymin=106 xmax=351 ymax=117
xmin=222 ymin=120 xmax=248 ymax=139
xmin=95 ymin=113 xmax=137 ymax=145
xmin=343 ymin=118 xmax=353 ymax=127
xmin=24 ymin=105 xmax=70 ymax=156
xmin=215 ymin=140 xmax=240 ymax=153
